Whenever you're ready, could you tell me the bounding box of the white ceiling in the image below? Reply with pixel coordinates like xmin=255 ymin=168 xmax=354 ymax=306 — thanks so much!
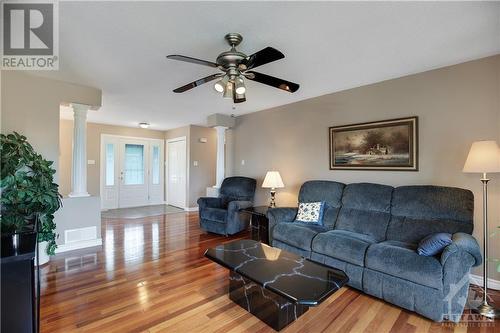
xmin=40 ymin=1 xmax=500 ymax=130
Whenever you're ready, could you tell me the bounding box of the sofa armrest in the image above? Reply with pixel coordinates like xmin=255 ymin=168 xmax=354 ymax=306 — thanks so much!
xmin=227 ymin=200 xmax=253 ymax=212
xmin=441 ymin=232 xmax=482 ymax=267
xmin=267 ymin=207 xmax=298 ymax=244
xmin=197 ymin=197 xmax=223 ymax=209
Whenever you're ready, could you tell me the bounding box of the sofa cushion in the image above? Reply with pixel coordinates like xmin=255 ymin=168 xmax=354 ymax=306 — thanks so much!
xmin=200 ymin=207 xmax=227 ymax=223
xmin=334 ymin=183 xmax=393 ymax=241
xmin=273 ymin=222 xmax=327 ymax=251
xmin=312 ymin=230 xmax=376 ymax=266
xmin=365 ymin=240 xmax=443 ymax=289
xmin=387 ymin=186 xmax=474 ymax=243
xmin=298 ymin=181 xmax=345 ymax=229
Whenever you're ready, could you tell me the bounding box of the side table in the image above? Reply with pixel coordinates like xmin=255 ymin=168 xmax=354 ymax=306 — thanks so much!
xmin=240 ymin=206 xmax=270 ymax=245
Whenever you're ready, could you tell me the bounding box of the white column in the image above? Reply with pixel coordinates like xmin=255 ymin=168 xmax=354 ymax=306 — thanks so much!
xmin=214 ymin=126 xmax=227 ymax=188
xmin=68 ymin=104 xmax=90 ymax=197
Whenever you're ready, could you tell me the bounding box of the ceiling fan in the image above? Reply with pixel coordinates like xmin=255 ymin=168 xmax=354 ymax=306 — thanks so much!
xmin=166 ymin=33 xmax=299 ymax=103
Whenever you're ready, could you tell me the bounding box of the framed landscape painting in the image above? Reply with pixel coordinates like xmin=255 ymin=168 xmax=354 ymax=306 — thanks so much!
xmin=329 ymin=117 xmax=418 ymax=171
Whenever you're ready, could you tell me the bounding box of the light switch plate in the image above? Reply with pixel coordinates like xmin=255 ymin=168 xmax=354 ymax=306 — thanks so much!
xmin=193 ymin=161 xmax=199 ymax=166
xmin=87 ymin=160 xmax=96 ymax=165
xmin=241 ymin=159 xmax=245 ymax=166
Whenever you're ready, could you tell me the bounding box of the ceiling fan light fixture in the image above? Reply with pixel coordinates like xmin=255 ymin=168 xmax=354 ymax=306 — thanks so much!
xmin=214 ymin=82 xmax=224 ymax=93
xmin=235 ymin=77 xmax=246 ymax=95
xmin=223 ymin=81 xmax=234 ymax=99
xmin=214 ymin=75 xmax=229 ymax=93
xmin=234 ymin=91 xmax=246 ymax=103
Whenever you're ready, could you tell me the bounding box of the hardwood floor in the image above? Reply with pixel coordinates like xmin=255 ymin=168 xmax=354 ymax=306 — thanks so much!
xmin=40 ymin=212 xmax=499 ymax=332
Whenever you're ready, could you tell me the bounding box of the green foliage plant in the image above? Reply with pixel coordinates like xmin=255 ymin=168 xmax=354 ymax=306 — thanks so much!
xmin=1 ymin=132 xmax=62 ymax=255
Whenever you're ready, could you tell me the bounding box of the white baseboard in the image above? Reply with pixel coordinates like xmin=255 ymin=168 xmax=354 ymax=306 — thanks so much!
xmin=55 ymin=238 xmax=102 ymax=254
xmin=184 ymin=206 xmax=199 ymax=212
xmin=469 ymin=274 xmax=500 ymax=290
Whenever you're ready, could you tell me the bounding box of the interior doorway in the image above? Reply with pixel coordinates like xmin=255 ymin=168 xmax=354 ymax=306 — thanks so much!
xmin=101 ymin=135 xmax=164 ymax=209
xmin=166 ymin=137 xmax=187 ymax=209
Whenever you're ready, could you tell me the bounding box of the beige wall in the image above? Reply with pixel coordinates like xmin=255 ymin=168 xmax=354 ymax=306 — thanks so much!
xmin=188 ymin=125 xmax=216 ymax=207
xmin=231 ymin=55 xmax=500 ymax=279
xmin=59 ymin=120 xmax=165 ymax=197
xmin=165 ymin=125 xmax=216 ymax=208
xmin=165 ymin=126 xmax=189 ymax=141
xmin=1 ymin=71 xmax=101 ymax=181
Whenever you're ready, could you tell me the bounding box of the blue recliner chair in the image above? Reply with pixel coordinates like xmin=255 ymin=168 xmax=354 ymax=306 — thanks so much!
xmin=197 ymin=177 xmax=256 ymax=235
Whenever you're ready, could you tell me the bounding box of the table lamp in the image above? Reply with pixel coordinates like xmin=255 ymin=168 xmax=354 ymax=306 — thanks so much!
xmin=463 ymin=140 xmax=500 ymax=319
xmin=262 ymin=171 xmax=285 ymax=208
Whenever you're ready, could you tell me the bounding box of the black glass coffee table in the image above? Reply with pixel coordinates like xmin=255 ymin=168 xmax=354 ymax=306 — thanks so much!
xmin=205 ymin=240 xmax=348 ymax=330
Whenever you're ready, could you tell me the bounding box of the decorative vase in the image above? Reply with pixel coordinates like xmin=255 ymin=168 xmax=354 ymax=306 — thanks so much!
xmin=35 ymin=241 xmax=50 ymax=266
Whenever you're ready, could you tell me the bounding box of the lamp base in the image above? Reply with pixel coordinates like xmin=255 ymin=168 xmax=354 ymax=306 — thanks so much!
xmin=269 ymin=190 xmax=276 ymax=208
xmin=472 ymin=303 xmax=500 ymax=319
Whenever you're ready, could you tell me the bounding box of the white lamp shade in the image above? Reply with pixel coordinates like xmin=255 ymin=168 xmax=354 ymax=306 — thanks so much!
xmin=262 ymin=171 xmax=285 ymax=188
xmin=463 ymin=140 xmax=500 ymax=173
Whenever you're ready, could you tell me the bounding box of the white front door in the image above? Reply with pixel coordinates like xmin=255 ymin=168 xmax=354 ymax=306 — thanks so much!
xmin=119 ymin=140 xmax=149 ymax=208
xmin=167 ymin=137 xmax=187 ymax=209
xmin=101 ymin=135 xmax=164 ymax=209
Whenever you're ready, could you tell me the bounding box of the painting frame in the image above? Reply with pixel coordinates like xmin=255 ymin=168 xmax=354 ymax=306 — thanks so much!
xmin=329 ymin=116 xmax=418 ymax=171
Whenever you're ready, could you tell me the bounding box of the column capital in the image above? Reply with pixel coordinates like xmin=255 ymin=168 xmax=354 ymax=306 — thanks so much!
xmin=70 ymin=103 xmax=90 ymax=116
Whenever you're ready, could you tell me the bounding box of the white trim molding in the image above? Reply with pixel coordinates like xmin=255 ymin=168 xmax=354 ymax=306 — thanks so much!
xmin=470 ymin=274 xmax=500 ymax=290
xmin=184 ymin=206 xmax=199 ymax=212
xmin=55 ymin=238 xmax=102 ymax=254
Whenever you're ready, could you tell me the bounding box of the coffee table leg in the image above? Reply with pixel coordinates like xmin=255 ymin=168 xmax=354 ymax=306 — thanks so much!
xmin=228 ymin=271 xmax=308 ymax=331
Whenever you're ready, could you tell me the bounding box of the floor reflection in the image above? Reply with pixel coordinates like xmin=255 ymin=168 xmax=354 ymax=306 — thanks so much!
xmin=105 ymin=227 xmax=115 ymax=275
xmin=64 ymin=254 xmax=97 ymax=271
xmin=123 ymin=224 xmax=145 ymax=265
xmin=152 ymin=222 xmax=159 ymax=260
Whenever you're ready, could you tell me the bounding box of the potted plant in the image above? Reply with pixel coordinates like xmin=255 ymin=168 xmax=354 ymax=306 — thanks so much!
xmin=1 ymin=132 xmax=62 ymax=264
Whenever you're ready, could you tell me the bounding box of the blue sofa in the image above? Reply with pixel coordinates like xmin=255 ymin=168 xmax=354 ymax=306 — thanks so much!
xmin=268 ymin=181 xmax=482 ymax=322
xmin=198 ymin=177 xmax=256 ymax=235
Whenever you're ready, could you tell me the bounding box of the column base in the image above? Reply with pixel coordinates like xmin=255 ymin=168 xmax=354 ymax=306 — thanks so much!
xmin=68 ymin=192 xmax=91 ymax=198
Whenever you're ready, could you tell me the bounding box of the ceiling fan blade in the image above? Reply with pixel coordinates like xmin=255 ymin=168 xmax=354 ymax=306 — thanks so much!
xmin=173 ymin=74 xmax=222 ymax=93
xmin=167 ymin=55 xmax=218 ymax=68
xmin=245 ymin=71 xmax=299 ymax=93
xmin=243 ymin=47 xmax=284 ymax=70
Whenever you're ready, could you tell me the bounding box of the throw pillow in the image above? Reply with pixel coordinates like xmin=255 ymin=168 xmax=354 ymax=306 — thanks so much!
xmin=417 ymin=233 xmax=452 ymax=256
xmin=294 ymin=202 xmax=325 ymax=225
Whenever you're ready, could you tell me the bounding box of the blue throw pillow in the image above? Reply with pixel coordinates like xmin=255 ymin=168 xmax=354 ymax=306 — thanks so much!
xmin=417 ymin=233 xmax=452 ymax=256
xmin=294 ymin=202 xmax=326 ymax=226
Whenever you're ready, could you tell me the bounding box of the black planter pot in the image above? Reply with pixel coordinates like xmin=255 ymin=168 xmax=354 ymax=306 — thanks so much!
xmin=1 ymin=231 xmax=37 ymax=258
